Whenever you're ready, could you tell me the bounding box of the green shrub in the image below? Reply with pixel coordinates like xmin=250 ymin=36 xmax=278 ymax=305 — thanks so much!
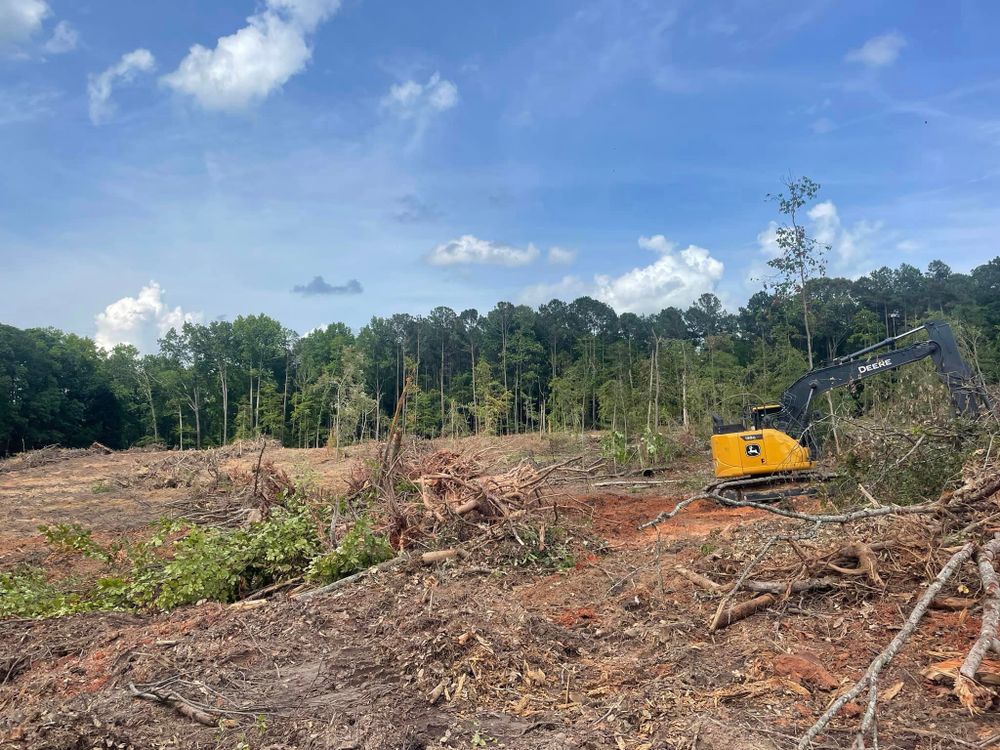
xmin=4 ymin=493 xmax=403 ymax=619
xmin=600 ymin=430 xmax=634 ymax=466
xmin=307 ymin=518 xmax=394 ymax=583
xmin=640 ymin=428 xmax=671 ymax=465
xmin=0 ymin=567 xmax=85 ymax=618
xmin=39 ymin=523 xmax=111 ymax=561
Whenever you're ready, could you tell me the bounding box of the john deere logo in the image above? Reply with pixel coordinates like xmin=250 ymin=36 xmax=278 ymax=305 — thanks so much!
xmin=745 ymin=444 xmax=761 ymax=457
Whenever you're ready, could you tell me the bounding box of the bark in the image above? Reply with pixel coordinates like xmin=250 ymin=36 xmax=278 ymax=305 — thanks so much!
xmin=713 ymin=593 xmax=777 ymax=630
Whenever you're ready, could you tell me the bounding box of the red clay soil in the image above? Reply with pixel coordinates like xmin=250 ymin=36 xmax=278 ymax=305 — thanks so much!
xmin=2 ymin=447 xmax=998 ymax=749
xmin=584 ymin=493 xmax=766 ymax=547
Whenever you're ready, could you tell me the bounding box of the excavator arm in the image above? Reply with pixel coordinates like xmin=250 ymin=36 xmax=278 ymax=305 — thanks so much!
xmin=774 ymin=320 xmax=992 ymax=444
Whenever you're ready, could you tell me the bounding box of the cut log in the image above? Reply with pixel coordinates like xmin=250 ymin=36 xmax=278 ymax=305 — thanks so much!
xmin=713 ymin=593 xmax=777 ymax=630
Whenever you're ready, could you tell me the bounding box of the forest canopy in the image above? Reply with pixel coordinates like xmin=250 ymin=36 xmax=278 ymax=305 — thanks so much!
xmin=2 ymin=257 xmax=998 ymax=455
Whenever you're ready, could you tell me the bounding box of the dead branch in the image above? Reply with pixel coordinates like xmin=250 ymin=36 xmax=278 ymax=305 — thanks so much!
xmin=128 ymin=682 xmax=218 ymax=727
xmin=675 ymin=566 xmax=724 ymax=592
xmin=709 ymin=536 xmax=779 ymax=632
xmin=640 ymin=489 xmax=937 ymax=531
xmin=956 ymin=534 xmax=1000 ymax=713
xmin=292 ymin=555 xmax=409 ymax=600
xmin=796 ymin=542 xmax=976 ymax=750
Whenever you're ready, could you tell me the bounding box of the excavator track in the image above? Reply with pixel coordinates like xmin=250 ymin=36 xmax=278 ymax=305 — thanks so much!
xmin=704 ymin=469 xmax=840 ymax=504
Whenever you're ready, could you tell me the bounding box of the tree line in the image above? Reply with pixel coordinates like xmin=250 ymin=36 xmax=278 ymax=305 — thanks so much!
xmin=2 ymin=256 xmax=998 ymax=455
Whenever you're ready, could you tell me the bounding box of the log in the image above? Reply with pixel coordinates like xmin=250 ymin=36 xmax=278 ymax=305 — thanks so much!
xmin=931 ymin=597 xmax=978 ymax=611
xmin=420 ymin=549 xmax=467 ymax=564
xmin=128 ymin=683 xmax=217 ymax=727
xmin=675 ymin=566 xmax=723 ymax=592
xmin=712 ymin=594 xmax=777 ymax=630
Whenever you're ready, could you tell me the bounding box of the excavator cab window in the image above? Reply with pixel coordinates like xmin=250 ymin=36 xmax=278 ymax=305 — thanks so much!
xmin=750 ymin=404 xmax=783 ymax=430
xmin=711 ymin=414 xmax=745 ymax=435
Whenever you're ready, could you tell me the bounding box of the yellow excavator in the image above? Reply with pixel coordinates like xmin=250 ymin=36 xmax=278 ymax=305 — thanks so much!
xmin=709 ymin=321 xmax=992 ymax=491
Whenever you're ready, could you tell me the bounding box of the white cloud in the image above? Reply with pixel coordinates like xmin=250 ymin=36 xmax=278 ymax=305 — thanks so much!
xmin=547 ymin=246 xmax=577 ymax=265
xmin=521 ymin=235 xmax=724 ymax=314
xmin=427 ymin=235 xmax=539 ymax=267
xmin=757 ymin=201 xmax=885 ymax=278
xmin=0 ymin=0 xmax=49 ymax=46
xmin=595 ymin=235 xmax=724 ymax=314
xmin=43 ymin=19 xmax=77 ymax=53
xmin=88 ymin=48 xmax=156 ymax=125
xmin=162 ymin=0 xmax=340 ymax=111
xmin=808 ymin=200 xmax=883 ymax=272
xmin=756 ymin=222 xmax=780 ymax=259
xmin=95 ymin=282 xmax=202 ymax=352
xmin=846 ymin=31 xmax=906 ymax=68
xmin=381 ymin=72 xmax=458 ymax=118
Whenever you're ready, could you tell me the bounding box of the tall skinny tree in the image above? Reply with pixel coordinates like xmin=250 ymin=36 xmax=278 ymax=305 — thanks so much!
xmin=767 ymin=175 xmax=829 ymax=369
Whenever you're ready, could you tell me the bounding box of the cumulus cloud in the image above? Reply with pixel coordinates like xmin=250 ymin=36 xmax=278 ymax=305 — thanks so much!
xmin=291 ymin=276 xmax=363 ymax=296
xmin=162 ymin=0 xmax=340 ymax=110
xmin=547 ymin=246 xmax=577 ymax=265
xmin=43 ymin=19 xmax=77 ymax=53
xmin=594 ymin=235 xmax=724 ymax=314
xmin=755 ymin=202 xmax=884 ymax=277
xmin=87 ymin=48 xmax=156 ymax=125
xmin=808 ymin=200 xmax=883 ymax=272
xmin=846 ymin=31 xmax=906 ymax=68
xmin=756 ymin=221 xmax=781 ymax=259
xmin=0 ymin=0 xmax=49 ymax=47
xmin=95 ymin=282 xmax=202 ymax=352
xmin=427 ymin=235 xmax=539 ymax=267
xmin=521 ymin=235 xmax=724 ymax=314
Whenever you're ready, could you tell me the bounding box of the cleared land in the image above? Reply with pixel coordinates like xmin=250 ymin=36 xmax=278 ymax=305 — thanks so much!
xmin=0 ymin=436 xmax=996 ymax=749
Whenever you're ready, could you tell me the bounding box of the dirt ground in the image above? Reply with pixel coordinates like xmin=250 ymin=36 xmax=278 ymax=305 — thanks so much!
xmin=1 ymin=437 xmax=998 ymax=749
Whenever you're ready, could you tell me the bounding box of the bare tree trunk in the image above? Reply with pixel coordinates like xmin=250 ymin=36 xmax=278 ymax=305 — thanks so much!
xmin=140 ymin=371 xmax=158 ymax=440
xmin=470 ymin=342 xmax=478 ymax=435
xmin=219 ymin=370 xmax=228 ymax=445
xmin=281 ymin=349 xmax=290 ymax=445
xmin=654 ymin=338 xmax=661 ymax=430
xmin=681 ymin=344 xmax=690 ymax=431
xmin=801 ymin=277 xmax=814 ymax=370
xmin=178 ymin=407 xmax=184 ymax=451
xmin=193 ymin=389 xmax=201 ymax=449
xmin=646 ymin=337 xmax=656 ymax=430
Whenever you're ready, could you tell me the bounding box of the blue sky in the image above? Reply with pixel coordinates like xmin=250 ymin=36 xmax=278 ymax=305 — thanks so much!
xmin=1 ymin=0 xmax=999 ymax=350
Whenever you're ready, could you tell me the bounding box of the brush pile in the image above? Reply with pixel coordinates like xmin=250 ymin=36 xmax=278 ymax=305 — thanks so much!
xmin=0 ymin=442 xmax=112 ymax=474
xmin=345 ymin=442 xmax=563 ymax=549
